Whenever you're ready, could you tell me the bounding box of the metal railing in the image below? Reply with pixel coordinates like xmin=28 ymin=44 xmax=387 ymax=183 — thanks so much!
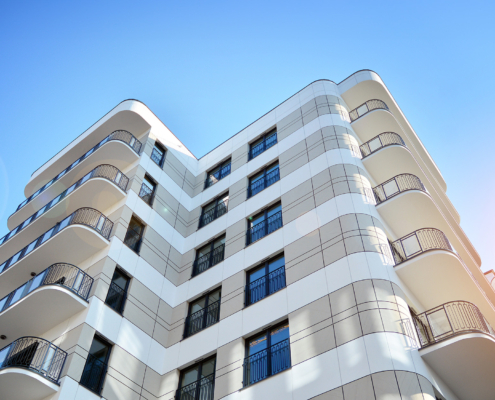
xmin=184 ymin=300 xmax=221 ymax=338
xmin=0 ymin=337 xmax=67 ymax=383
xmin=16 ymin=130 xmax=141 ymax=213
xmin=205 ymin=164 xmax=231 ymax=189
xmin=413 ymin=301 xmax=495 ymax=348
xmin=2 ymin=165 xmax=127 ymax=246
xmin=0 ymin=263 xmax=93 ymax=313
xmin=248 ymin=167 xmax=280 ymax=198
xmin=349 ymin=99 xmax=389 ymax=122
xmin=243 ymin=338 xmax=291 ymax=387
xmin=80 ymin=353 xmax=108 ymax=394
xmin=151 ymin=147 xmax=165 ymax=167
xmin=390 ymin=228 xmax=453 ymax=265
xmin=192 ymin=244 xmax=225 ymax=277
xmin=246 ymin=211 xmax=283 ymax=245
xmin=360 ymin=132 xmax=406 ymax=158
xmin=105 ymin=282 xmax=127 ymax=314
xmin=245 ymin=266 xmax=286 ymax=306
xmin=199 ymin=201 xmax=228 ymax=229
xmin=123 ymin=227 xmax=143 ymax=253
xmin=373 ymin=174 xmax=426 ymax=205
xmin=249 ymin=133 xmax=278 ymax=160
xmin=175 ymin=373 xmax=215 ymax=400
xmin=138 ymin=183 xmax=155 ymax=206
xmin=0 ymin=208 xmax=113 ymax=274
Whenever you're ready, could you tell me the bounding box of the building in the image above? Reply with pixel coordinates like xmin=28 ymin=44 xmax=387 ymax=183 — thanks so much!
xmin=0 ymin=70 xmax=493 ymax=400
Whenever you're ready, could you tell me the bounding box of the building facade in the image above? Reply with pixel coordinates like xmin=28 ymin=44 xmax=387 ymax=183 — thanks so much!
xmin=0 ymin=70 xmax=494 ymax=400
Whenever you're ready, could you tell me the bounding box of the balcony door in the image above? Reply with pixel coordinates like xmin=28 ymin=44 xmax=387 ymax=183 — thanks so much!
xmin=177 ymin=356 xmax=216 ymax=400
xmin=80 ymin=336 xmax=112 ymax=394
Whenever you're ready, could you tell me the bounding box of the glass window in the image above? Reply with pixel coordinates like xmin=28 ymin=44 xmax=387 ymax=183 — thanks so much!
xmin=193 ymin=235 xmax=226 ymax=277
xmin=205 ymin=159 xmax=231 ymax=189
xmin=124 ymin=217 xmax=145 ymax=253
xmin=247 ymin=202 xmax=283 ymax=245
xmin=139 ymin=175 xmax=156 ymax=206
xmin=80 ymin=336 xmax=112 ymax=394
xmin=249 ymin=129 xmax=277 ymax=160
xmin=178 ymin=357 xmax=216 ymax=400
xmin=248 ymin=162 xmax=279 ymax=197
xmin=185 ymin=288 xmax=221 ymax=338
xmin=151 ymin=142 xmax=166 ymax=167
xmin=105 ymin=268 xmax=130 ymax=314
xmin=246 ymin=255 xmax=286 ymax=306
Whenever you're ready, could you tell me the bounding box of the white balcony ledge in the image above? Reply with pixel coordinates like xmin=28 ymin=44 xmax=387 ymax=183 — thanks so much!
xmin=0 ymin=367 xmax=59 ymax=400
xmin=352 ymin=108 xmax=399 ymax=142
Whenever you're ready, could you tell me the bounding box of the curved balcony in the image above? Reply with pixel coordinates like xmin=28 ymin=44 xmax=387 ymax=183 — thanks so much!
xmin=415 ymin=301 xmax=495 ymax=400
xmin=0 ymin=263 xmax=92 ymax=342
xmin=349 ymin=99 xmax=389 ymax=122
xmin=3 ymin=165 xmax=127 ymax=254
xmin=373 ymin=174 xmax=426 ymax=205
xmin=0 ymin=208 xmax=111 ymax=298
xmin=14 ymin=130 xmax=140 ymax=229
xmin=0 ymin=337 xmax=66 ymax=400
xmin=360 ymin=132 xmax=406 ymax=158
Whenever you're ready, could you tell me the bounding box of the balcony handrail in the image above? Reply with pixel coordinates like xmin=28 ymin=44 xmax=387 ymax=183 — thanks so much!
xmin=248 ymin=167 xmax=280 ymax=198
xmin=205 ymin=163 xmax=231 ymax=189
xmin=245 ymin=266 xmax=286 ymax=306
xmin=349 ymin=99 xmax=389 ymax=122
xmin=192 ymin=244 xmax=225 ymax=277
xmin=360 ymin=132 xmax=406 ymax=158
xmin=249 ymin=132 xmax=278 ymax=160
xmin=390 ymin=228 xmax=453 ymax=265
xmin=0 ymin=336 xmax=67 ymax=383
xmin=373 ymin=174 xmax=426 ymax=205
xmin=0 ymin=208 xmax=113 ymax=274
xmin=80 ymin=353 xmax=108 ymax=394
xmin=0 ymin=263 xmax=93 ymax=313
xmin=184 ymin=300 xmax=221 ymax=338
xmin=3 ymin=165 xmax=127 ymax=246
xmin=199 ymin=200 xmax=229 ymax=229
xmin=246 ymin=211 xmax=283 ymax=245
xmin=413 ymin=301 xmax=495 ymax=348
xmin=175 ymin=373 xmax=215 ymax=400
xmin=16 ymin=130 xmax=140 ymax=213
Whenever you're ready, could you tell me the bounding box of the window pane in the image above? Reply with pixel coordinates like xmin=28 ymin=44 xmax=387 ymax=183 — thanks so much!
xmin=266 ymin=163 xmax=279 ymax=175
xmin=208 ymin=289 xmax=221 ymax=304
xmin=267 ymin=203 xmax=282 ymax=217
xmin=268 ymin=255 xmax=285 ymax=272
xmin=142 ymin=176 xmax=155 ymax=191
xmin=10 ymin=250 xmax=23 ymax=265
xmin=249 ymin=265 xmax=266 ymax=283
xmin=27 ymin=271 xmax=47 ymax=294
xmin=213 ymin=236 xmax=225 ymax=248
xmin=190 ymin=297 xmax=206 ymax=314
xmin=88 ymin=338 xmax=110 ymax=362
xmin=181 ymin=366 xmax=199 ymax=387
xmin=248 ymin=333 xmax=267 ymax=356
xmin=270 ymin=323 xmax=289 ymax=345
xmin=111 ymin=270 xmax=129 ymax=290
xmin=201 ymin=359 xmax=216 ymax=377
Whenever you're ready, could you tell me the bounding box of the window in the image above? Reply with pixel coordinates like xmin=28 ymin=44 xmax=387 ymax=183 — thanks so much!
xmin=184 ymin=288 xmax=221 ymax=338
xmin=105 ymin=268 xmax=130 ymax=314
xmin=243 ymin=322 xmax=291 ymax=386
xmin=199 ymin=193 xmax=229 ymax=228
xmin=246 ymin=254 xmax=286 ymax=306
xmin=80 ymin=336 xmax=112 ymax=394
xmin=176 ymin=356 xmax=216 ymax=400
xmin=205 ymin=159 xmax=231 ymax=189
xmin=151 ymin=142 xmax=166 ymax=167
xmin=249 ymin=129 xmax=277 ymax=160
xmin=248 ymin=162 xmax=279 ymax=198
xmin=192 ymin=236 xmax=225 ymax=277
xmin=139 ymin=175 xmax=156 ymax=206
xmin=124 ymin=217 xmax=145 ymax=253
xmin=246 ymin=203 xmax=283 ymax=245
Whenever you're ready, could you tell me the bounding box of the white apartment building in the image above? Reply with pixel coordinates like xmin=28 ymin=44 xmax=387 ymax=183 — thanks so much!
xmin=0 ymin=70 xmax=493 ymax=400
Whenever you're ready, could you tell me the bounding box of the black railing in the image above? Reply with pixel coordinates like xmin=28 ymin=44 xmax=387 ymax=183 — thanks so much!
xmin=123 ymin=228 xmax=143 ymax=253
xmin=248 ymin=167 xmax=280 ymax=198
xmin=0 ymin=208 xmax=113 ymax=274
xmin=199 ymin=202 xmax=228 ymax=229
xmin=249 ymin=133 xmax=278 ymax=160
xmin=243 ymin=339 xmax=291 ymax=387
xmin=246 ymin=211 xmax=283 ymax=246
xmin=184 ymin=300 xmax=221 ymax=338
xmin=205 ymin=164 xmax=231 ymax=189
xmin=349 ymin=99 xmax=389 ymax=122
xmin=80 ymin=353 xmax=108 ymax=394
xmin=0 ymin=263 xmax=93 ymax=313
xmin=105 ymin=282 xmax=127 ymax=314
xmin=245 ymin=266 xmax=286 ymax=306
xmin=175 ymin=373 xmax=215 ymax=400
xmin=390 ymin=228 xmax=453 ymax=265
xmin=192 ymin=245 xmax=225 ymax=277
xmin=360 ymin=132 xmax=406 ymax=158
xmin=413 ymin=301 xmax=495 ymax=348
xmin=0 ymin=337 xmax=67 ymax=383
xmin=373 ymin=174 xmax=426 ymax=205
xmin=17 ymin=130 xmax=141 ymax=213
xmin=138 ymin=184 xmax=155 ymax=206
xmin=2 ymin=165 xmax=127 ymax=246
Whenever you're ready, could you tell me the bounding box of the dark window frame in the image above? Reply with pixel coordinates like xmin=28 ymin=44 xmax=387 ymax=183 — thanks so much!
xmin=204 ymin=159 xmax=231 ymax=189
xmin=139 ymin=174 xmax=157 ymax=206
xmin=249 ymin=128 xmax=278 ymax=161
xmin=105 ymin=267 xmax=130 ymax=314
xmin=247 ymin=162 xmax=280 ymax=198
xmin=184 ymin=288 xmax=221 ymax=338
xmin=177 ymin=355 xmax=217 ymax=400
xmin=80 ymin=335 xmax=112 ymax=394
xmin=151 ymin=142 xmax=166 ymax=168
xmin=123 ymin=216 xmax=145 ymax=254
xmin=198 ymin=192 xmax=229 ymax=229
xmin=246 ymin=202 xmax=283 ymax=245
xmin=245 ymin=254 xmax=286 ymax=306
xmin=192 ymin=235 xmax=226 ymax=277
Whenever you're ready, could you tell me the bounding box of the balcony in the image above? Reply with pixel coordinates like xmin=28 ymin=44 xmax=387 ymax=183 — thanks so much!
xmin=246 ymin=211 xmax=283 ymax=246
xmin=199 ymin=201 xmax=228 ymax=229
xmin=0 ymin=337 xmax=66 ymax=400
xmin=360 ymin=132 xmax=406 ymax=159
xmin=414 ymin=301 xmax=495 ymax=400
xmin=13 ymin=130 xmax=140 ymax=229
xmin=192 ymin=244 xmax=225 ymax=277
xmin=245 ymin=266 xmax=286 ymax=306
xmin=349 ymin=99 xmax=389 ymax=122
xmin=175 ymin=373 xmax=215 ymax=400
xmin=0 ymin=263 xmax=92 ymax=343
xmin=0 ymin=208 xmax=111 ymax=298
xmin=183 ymin=300 xmax=220 ymax=338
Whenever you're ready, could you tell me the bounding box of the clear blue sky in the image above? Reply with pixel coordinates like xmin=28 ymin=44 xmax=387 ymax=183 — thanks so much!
xmin=1 ymin=1 xmax=494 ymax=271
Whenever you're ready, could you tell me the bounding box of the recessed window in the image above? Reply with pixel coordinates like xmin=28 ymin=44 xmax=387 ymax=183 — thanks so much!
xmin=105 ymin=268 xmax=130 ymax=314
xmin=244 ymin=322 xmax=291 ymax=386
xmin=249 ymin=128 xmax=277 ymax=160
xmin=80 ymin=336 xmax=112 ymax=394
xmin=199 ymin=193 xmax=229 ymax=228
xmin=205 ymin=159 xmax=231 ymax=189
xmin=139 ymin=175 xmax=156 ymax=206
xmin=184 ymin=288 xmax=221 ymax=338
xmin=246 ymin=202 xmax=283 ymax=245
xmin=151 ymin=142 xmax=166 ymax=167
xmin=177 ymin=356 xmax=216 ymax=400
xmin=123 ymin=217 xmax=145 ymax=253
xmin=246 ymin=254 xmax=286 ymax=306
xmin=192 ymin=236 xmax=225 ymax=277
xmin=248 ymin=162 xmax=280 ymax=198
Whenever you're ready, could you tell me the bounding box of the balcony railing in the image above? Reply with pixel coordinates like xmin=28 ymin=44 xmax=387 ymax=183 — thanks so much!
xmin=0 ymin=263 xmax=93 ymax=313
xmin=151 ymin=147 xmax=165 ymax=167
xmin=17 ymin=130 xmax=141 ymax=213
xmin=360 ymin=132 xmax=406 ymax=158
xmin=246 ymin=211 xmax=283 ymax=246
xmin=184 ymin=300 xmax=221 ymax=338
xmin=390 ymin=228 xmax=453 ymax=265
xmin=349 ymin=99 xmax=389 ymax=122
xmin=105 ymin=282 xmax=127 ymax=314
xmin=0 ymin=208 xmax=113 ymax=274
xmin=413 ymin=301 xmax=495 ymax=348
xmin=0 ymin=337 xmax=67 ymax=383
xmin=373 ymin=174 xmax=426 ymax=205
xmin=175 ymin=373 xmax=215 ymax=400
xmin=205 ymin=164 xmax=231 ymax=189
xmin=123 ymin=227 xmax=143 ymax=253
xmin=80 ymin=353 xmax=108 ymax=394
xmin=138 ymin=184 xmax=155 ymax=206
xmin=249 ymin=133 xmax=278 ymax=160
xmin=192 ymin=245 xmax=225 ymax=277
xmin=199 ymin=201 xmax=228 ymax=229
xmin=243 ymin=339 xmax=291 ymax=387
xmin=2 ymin=165 xmax=127 ymax=246
xmin=248 ymin=167 xmax=280 ymax=198
xmin=245 ymin=266 xmax=286 ymax=306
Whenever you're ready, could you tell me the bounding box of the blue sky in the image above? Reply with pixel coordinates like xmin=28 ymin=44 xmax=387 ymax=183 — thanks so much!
xmin=1 ymin=1 xmax=494 ymax=271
